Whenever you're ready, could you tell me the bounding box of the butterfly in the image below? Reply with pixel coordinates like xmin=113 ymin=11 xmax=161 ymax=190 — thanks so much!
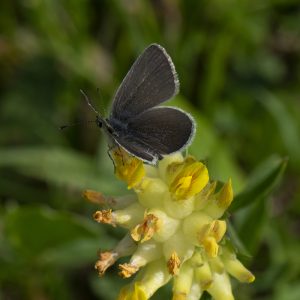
xmin=83 ymin=43 xmax=195 ymax=164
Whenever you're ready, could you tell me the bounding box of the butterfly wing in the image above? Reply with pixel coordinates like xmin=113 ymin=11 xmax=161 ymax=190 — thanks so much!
xmin=110 ymin=44 xmax=179 ymax=123
xmin=113 ymin=107 xmax=195 ymax=164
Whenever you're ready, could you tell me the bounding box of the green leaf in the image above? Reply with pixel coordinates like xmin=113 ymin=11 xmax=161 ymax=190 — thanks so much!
xmin=275 ymin=282 xmax=300 ymax=300
xmin=90 ymin=273 xmax=125 ymax=300
xmin=226 ymin=221 xmax=251 ymax=259
xmin=40 ymin=238 xmax=115 ymax=268
xmin=237 ymin=198 xmax=268 ymax=254
xmin=257 ymin=90 xmax=300 ymax=166
xmin=4 ymin=205 xmax=101 ymax=261
xmin=229 ymin=155 xmax=287 ymax=212
xmin=0 ymin=147 xmax=124 ymax=195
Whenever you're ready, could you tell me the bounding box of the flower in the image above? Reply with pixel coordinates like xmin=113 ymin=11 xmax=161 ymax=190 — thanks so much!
xmin=111 ymin=147 xmax=145 ymax=189
xmin=84 ymin=147 xmax=254 ymax=299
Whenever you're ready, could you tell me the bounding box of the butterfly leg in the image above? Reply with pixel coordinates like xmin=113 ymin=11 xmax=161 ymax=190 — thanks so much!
xmin=107 ymin=146 xmax=116 ymax=171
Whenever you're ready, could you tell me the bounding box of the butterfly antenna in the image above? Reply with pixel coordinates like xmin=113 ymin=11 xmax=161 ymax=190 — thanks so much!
xmin=59 ymin=120 xmax=96 ymax=130
xmin=80 ymin=89 xmax=101 ymax=116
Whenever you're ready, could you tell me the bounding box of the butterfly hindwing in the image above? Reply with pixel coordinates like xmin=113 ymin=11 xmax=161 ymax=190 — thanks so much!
xmin=113 ymin=107 xmax=195 ymax=164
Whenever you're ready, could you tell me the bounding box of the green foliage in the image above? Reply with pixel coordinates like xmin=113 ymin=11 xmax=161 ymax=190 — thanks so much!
xmin=0 ymin=147 xmax=123 ymax=194
xmin=1 ymin=0 xmax=299 ymax=299
xmin=230 ymin=155 xmax=288 ymax=212
xmin=4 ymin=205 xmax=113 ymax=263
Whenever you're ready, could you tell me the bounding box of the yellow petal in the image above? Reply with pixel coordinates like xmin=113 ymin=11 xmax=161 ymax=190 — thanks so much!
xmin=112 ymin=147 xmax=145 ymax=189
xmin=216 ymin=179 xmax=233 ymax=210
xmin=137 ymin=259 xmax=172 ymax=298
xmin=191 ymin=252 xmax=213 ymax=289
xmin=202 ymin=237 xmax=219 ymax=258
xmin=223 ymin=258 xmax=255 ymax=283
xmin=207 ymin=272 xmax=234 ymax=300
xmin=158 ymin=152 xmax=184 ymax=182
xmin=186 ymin=281 xmax=203 ymax=300
xmin=194 ymin=181 xmax=217 ymax=211
xmin=169 ymin=159 xmax=209 ymax=201
xmin=211 ymin=220 xmax=227 ymax=242
xmin=118 ymin=282 xmax=148 ymax=300
xmin=203 ymin=179 xmax=233 ymax=219
xmin=222 ymin=246 xmax=255 ymax=283
xmin=130 ymin=240 xmax=162 ymax=269
xmin=182 ymin=212 xmax=213 ymax=246
xmin=172 ymin=261 xmax=194 ymax=299
xmin=208 ymin=255 xmax=225 ymax=274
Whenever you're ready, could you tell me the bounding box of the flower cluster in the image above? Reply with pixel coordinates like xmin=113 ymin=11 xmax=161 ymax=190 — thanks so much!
xmin=84 ymin=148 xmax=254 ymax=300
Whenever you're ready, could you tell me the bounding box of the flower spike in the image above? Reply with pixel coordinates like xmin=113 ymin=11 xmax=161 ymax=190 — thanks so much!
xmin=88 ymin=151 xmax=254 ymax=299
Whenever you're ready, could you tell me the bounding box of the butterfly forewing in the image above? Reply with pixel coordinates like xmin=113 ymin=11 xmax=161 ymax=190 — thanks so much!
xmin=110 ymin=44 xmax=179 ymax=123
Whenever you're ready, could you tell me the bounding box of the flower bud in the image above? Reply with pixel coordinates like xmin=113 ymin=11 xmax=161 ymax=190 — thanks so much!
xmin=137 ymin=177 xmax=167 ymax=208
xmin=112 ymin=202 xmax=145 ymax=228
xmin=149 ymin=209 xmax=180 ymax=242
xmin=203 ymin=179 xmax=233 ymax=219
xmin=207 ymin=272 xmax=234 ymax=300
xmin=119 ymin=240 xmax=162 ymax=278
xmin=95 ymin=234 xmax=136 ymax=276
xmin=172 ymin=261 xmax=194 ymax=299
xmin=163 ymin=192 xmax=195 ymax=219
xmin=135 ymin=259 xmax=172 ymax=298
xmin=158 ymin=152 xmax=184 ymax=181
xmin=221 ymin=246 xmax=255 ymax=283
xmin=187 ymin=282 xmax=203 ymax=300
xmin=163 ymin=230 xmax=194 ymax=266
xmin=191 ymin=252 xmax=213 ymax=289
xmin=182 ymin=212 xmax=213 ymax=246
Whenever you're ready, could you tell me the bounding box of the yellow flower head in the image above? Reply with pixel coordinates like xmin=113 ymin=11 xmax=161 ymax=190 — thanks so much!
xmin=89 ymin=151 xmax=254 ymax=300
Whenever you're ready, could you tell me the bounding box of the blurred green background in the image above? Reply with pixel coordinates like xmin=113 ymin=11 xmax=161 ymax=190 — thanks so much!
xmin=1 ymin=0 xmax=300 ymax=299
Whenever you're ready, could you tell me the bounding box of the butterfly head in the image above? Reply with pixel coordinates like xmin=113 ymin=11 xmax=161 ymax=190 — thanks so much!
xmin=96 ymin=115 xmax=103 ymax=128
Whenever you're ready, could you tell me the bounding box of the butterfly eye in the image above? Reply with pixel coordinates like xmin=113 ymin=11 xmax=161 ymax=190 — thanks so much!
xmin=107 ymin=126 xmax=114 ymax=134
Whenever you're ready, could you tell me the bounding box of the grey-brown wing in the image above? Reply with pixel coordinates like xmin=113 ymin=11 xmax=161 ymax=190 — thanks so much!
xmin=114 ymin=136 xmax=160 ymax=164
xmin=110 ymin=44 xmax=179 ymax=123
xmin=113 ymin=107 xmax=195 ymax=164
